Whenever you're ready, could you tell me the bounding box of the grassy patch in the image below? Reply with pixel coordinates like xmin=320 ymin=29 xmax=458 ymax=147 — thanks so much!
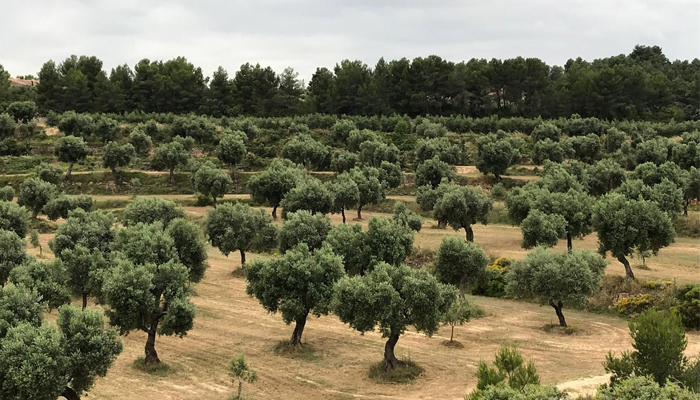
xmin=273 ymin=341 xmax=323 ymax=361
xmin=673 ymin=214 xmax=700 ymax=238
xmin=541 ymin=324 xmax=581 ymax=335
xmin=441 ymin=340 xmax=465 ymax=349
xmin=132 ymin=357 xmax=173 ymax=376
xmin=368 ymin=359 xmax=424 ymax=384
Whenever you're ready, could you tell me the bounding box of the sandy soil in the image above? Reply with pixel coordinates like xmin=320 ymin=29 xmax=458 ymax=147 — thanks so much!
xmin=25 ymin=202 xmax=699 ymax=400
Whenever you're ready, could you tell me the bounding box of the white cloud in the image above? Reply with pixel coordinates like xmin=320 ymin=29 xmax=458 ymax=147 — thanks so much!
xmin=0 ymin=0 xmax=697 ymax=80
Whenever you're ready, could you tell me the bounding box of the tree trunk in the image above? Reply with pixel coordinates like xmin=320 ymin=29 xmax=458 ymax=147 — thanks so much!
xmin=61 ymin=386 xmax=80 ymax=400
xmin=289 ymin=314 xmax=308 ymax=346
xmin=383 ymin=333 xmax=402 ymax=370
xmin=212 ymin=196 xmax=217 ymax=208
xmin=169 ymin=168 xmax=175 ymax=185
xmin=684 ymin=199 xmax=689 ymax=217
xmin=550 ymin=301 xmax=567 ymax=327
xmin=231 ymin=165 xmax=239 ymax=188
xmin=495 ymin=173 xmax=501 ymax=182
xmin=144 ymin=328 xmax=160 ymax=364
xmin=458 ymin=276 xmax=466 ymax=296
xmin=450 ymin=325 xmax=455 ymax=342
xmin=341 ymin=207 xmax=346 ymax=223
xmin=357 ymin=205 xmax=363 ymax=220
xmin=66 ymin=162 xmax=74 ymax=181
xmin=82 ymin=293 xmax=88 ymax=310
xmin=239 ymin=249 xmax=246 ymax=266
xmin=566 ymin=232 xmax=572 ymax=252
xmin=617 ymin=255 xmax=635 ymax=279
xmin=237 ymin=380 xmax=242 ymax=399
xmin=465 ymin=226 xmax=474 ymax=242
xmin=272 ymin=204 xmax=278 ymax=219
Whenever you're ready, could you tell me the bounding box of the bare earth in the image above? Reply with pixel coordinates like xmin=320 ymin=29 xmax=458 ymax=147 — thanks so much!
xmin=28 ymin=200 xmax=700 ymax=400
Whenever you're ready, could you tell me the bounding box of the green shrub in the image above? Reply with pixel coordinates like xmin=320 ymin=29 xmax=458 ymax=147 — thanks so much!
xmin=0 ymin=186 xmax=14 ymax=201
xmin=676 ymin=284 xmax=700 ymax=330
xmin=616 ymin=295 xmax=653 ymax=316
xmin=473 ymin=257 xmax=511 ymax=298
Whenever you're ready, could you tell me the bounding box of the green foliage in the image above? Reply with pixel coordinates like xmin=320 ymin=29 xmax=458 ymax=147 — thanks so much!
xmin=43 ymin=194 xmax=93 ymax=221
xmin=279 ymin=176 xmax=333 ymax=218
xmin=471 ymin=346 xmax=542 ymax=399
xmin=520 ymin=210 xmax=566 ymax=249
xmin=0 ymin=186 xmax=14 ymax=201
xmin=205 ymin=202 xmax=277 ymax=265
xmin=532 ymin=139 xmax=567 ymax=164
xmin=348 ymin=166 xmax=385 ymax=217
xmin=17 ymin=177 xmax=56 ymax=218
xmin=0 ymin=112 xmax=16 ymax=139
xmin=54 ymin=135 xmax=88 ymax=176
xmin=102 ymin=141 xmax=134 ymax=181
xmin=473 ymin=258 xmax=512 ymax=298
xmin=676 ymin=284 xmax=700 ymax=330
xmin=415 ymin=137 xmax=461 ymax=165
xmin=415 ymin=156 xmax=457 ymax=188
xmin=0 ymin=284 xmax=43 ymax=338
xmin=415 ymin=120 xmax=446 ymax=138
xmin=507 ymin=248 xmax=607 ymax=325
xmin=128 ymin=128 xmax=153 ymax=157
xmin=330 ymin=150 xmax=358 ymax=173
xmin=248 ymin=159 xmax=302 ymax=218
xmin=93 ymin=117 xmax=120 ymax=143
xmin=532 ymin=123 xmax=561 ymax=143
xmin=34 ymin=162 xmax=62 ymax=185
xmin=0 ymin=200 xmax=28 ymax=238
xmin=467 ymin=382 xmax=565 ymax=400
xmin=442 ymin=296 xmax=473 ymax=339
xmin=433 ymin=184 xmax=491 ymax=241
xmin=378 ymin=161 xmax=403 ymax=189
xmin=8 ymin=259 xmax=70 ymax=310
xmin=359 ymin=140 xmax=400 ymax=168
xmin=594 ymin=376 xmax=698 ymax=400
xmin=392 ymin=201 xmax=422 ymax=232
xmin=476 ymin=134 xmax=520 ymax=179
xmin=282 ymin=134 xmax=328 ymax=170
xmin=229 ymin=353 xmax=258 ymax=399
xmin=329 ymin=172 xmax=359 ymax=221
xmin=586 ymin=159 xmax=626 ymax=196
xmin=246 ymin=244 xmax=344 ymax=344
xmin=5 ymin=101 xmax=37 ymax=123
xmin=636 ymin=138 xmax=670 ymax=165
xmin=57 ymin=111 xmax=94 ymax=137
xmin=605 ymin=310 xmax=696 ymax=389
xmin=152 ymin=138 xmax=190 ymax=180
xmin=568 ymin=133 xmax=601 ymax=163
xmin=193 ymin=162 xmax=233 ymax=206
xmin=434 ymin=236 xmax=488 ymax=293
xmin=278 ymin=210 xmax=331 ymax=253
xmin=122 ymin=197 xmax=185 ymax=226
xmin=217 ymin=130 xmax=247 ymax=169
xmin=332 ymin=263 xmax=456 ymax=353
xmin=61 ymin=245 xmax=109 ymax=305
xmin=166 ymin=218 xmax=208 ymax=283
xmin=50 ymin=209 xmax=114 ymax=258
xmin=592 ymin=193 xmax=675 ymax=278
xmin=0 ymin=229 xmax=26 ymax=285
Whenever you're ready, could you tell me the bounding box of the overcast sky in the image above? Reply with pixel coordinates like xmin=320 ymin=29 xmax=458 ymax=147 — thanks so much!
xmin=1 ymin=0 xmax=698 ymax=81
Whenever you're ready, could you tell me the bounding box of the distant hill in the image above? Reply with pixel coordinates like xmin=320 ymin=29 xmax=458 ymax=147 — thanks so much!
xmin=8 ymin=77 xmax=38 ymax=86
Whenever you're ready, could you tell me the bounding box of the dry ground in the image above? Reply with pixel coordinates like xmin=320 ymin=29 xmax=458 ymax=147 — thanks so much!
xmin=27 ymin=199 xmax=700 ymax=400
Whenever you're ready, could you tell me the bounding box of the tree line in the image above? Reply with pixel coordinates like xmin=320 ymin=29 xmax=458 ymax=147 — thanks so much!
xmin=1 ymin=45 xmax=697 ymax=121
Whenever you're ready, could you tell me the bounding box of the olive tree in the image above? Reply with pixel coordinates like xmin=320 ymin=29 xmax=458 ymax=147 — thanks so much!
xmin=434 ymin=236 xmax=488 ymax=294
xmin=216 ymin=130 xmax=247 ymax=186
xmin=520 ymin=210 xmax=567 ymax=249
xmin=49 ymin=209 xmax=115 ymax=259
xmin=5 ymin=100 xmax=37 ymax=123
xmin=476 ymin=134 xmax=520 ymax=181
xmin=532 ymin=189 xmax=594 ymax=250
xmin=586 ymin=159 xmax=626 ymax=196
xmin=128 ymin=128 xmax=153 ymax=158
xmin=279 ymin=176 xmax=333 ymax=218
xmin=281 ymin=134 xmax=328 ymax=170
xmin=507 ymin=248 xmax=606 ymax=327
xmin=248 ymin=159 xmax=302 ymax=219
xmin=122 ymin=197 xmax=184 ymax=227
xmin=60 ymin=245 xmax=108 ymax=309
xmin=103 ymin=223 xmax=198 ymax=364
xmin=35 ymin=162 xmax=62 ymax=185
xmin=329 ymin=172 xmax=359 ymax=223
xmin=0 ymin=186 xmax=13 ymax=201
xmin=568 ymin=133 xmax=601 ymax=163
xmin=0 ymin=229 xmax=26 ymax=285
xmin=348 ymin=167 xmax=385 ymax=219
xmin=8 ymin=259 xmax=71 ymax=310
xmin=17 ymin=177 xmax=56 ymax=218
xmin=415 ymin=156 xmax=457 ymax=189
xmin=152 ymin=139 xmax=190 ymax=185
xmin=102 ymin=141 xmax=134 ymax=184
xmin=0 ymin=200 xmax=28 ymax=238
xmin=205 ymin=202 xmax=277 ymax=266
xmin=378 ymin=161 xmax=403 ymax=189
xmin=246 ymin=244 xmax=344 ymax=346
xmin=433 ymin=185 xmax=491 ymax=242
xmin=415 ymin=137 xmax=460 ymax=165
xmin=332 ymin=263 xmax=456 ymax=370
xmin=330 ymin=150 xmax=358 ymax=173
xmin=392 ymin=202 xmax=422 ymax=232
xmin=592 ymin=193 xmax=675 ymax=279
xmin=0 ymin=289 xmax=122 ymax=400
xmin=193 ymin=163 xmax=233 ymax=207
xmin=531 ymin=123 xmax=561 ymax=143
xmin=54 ymin=135 xmax=88 ymax=180
xmin=43 ymin=195 xmax=93 ymax=221
xmin=278 ymin=210 xmax=331 ymax=253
